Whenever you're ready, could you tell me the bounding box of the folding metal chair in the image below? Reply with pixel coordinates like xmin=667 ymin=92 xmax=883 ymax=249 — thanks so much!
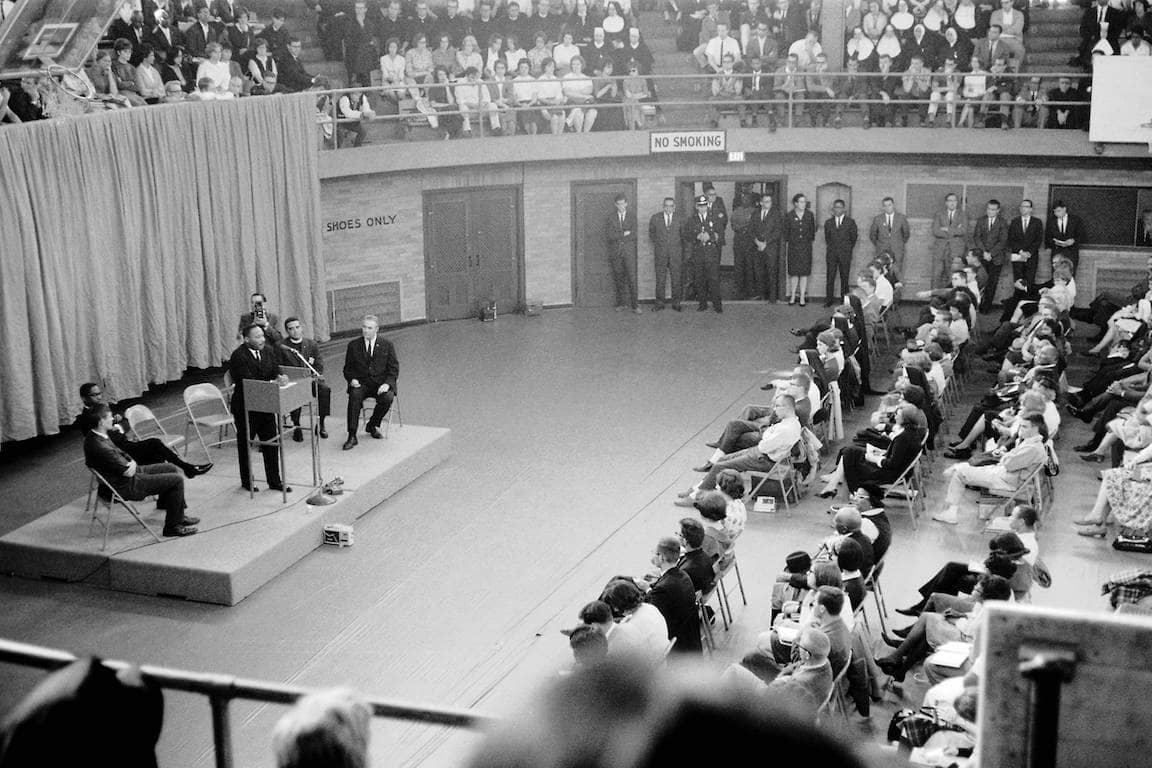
xmin=863 ymin=557 xmax=891 ymax=636
xmin=817 ymin=651 xmax=852 ymax=725
xmin=747 ymin=454 xmax=800 ymax=513
xmin=976 ymin=462 xmax=1045 ymax=526
xmin=696 ymin=590 xmax=715 ymax=654
xmin=879 ymin=451 xmax=925 ymax=529
xmin=714 ymin=550 xmax=747 ymax=627
xmin=182 ymin=383 xmax=235 ymax=459
xmin=125 ymin=404 xmax=186 ymax=453
xmin=360 ymin=394 xmax=404 ymax=437
xmin=85 ymin=468 xmax=162 ymax=550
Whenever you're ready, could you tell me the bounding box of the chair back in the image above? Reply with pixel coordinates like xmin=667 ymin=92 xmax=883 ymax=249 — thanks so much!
xmin=184 ymin=383 xmax=229 ymax=420
xmin=124 ymin=404 xmax=166 ymax=441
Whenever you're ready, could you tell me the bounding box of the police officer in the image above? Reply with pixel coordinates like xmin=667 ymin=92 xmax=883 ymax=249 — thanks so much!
xmin=682 ymin=194 xmax=724 ymax=313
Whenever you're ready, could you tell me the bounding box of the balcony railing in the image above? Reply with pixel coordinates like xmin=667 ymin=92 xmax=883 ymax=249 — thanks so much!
xmin=312 ymin=70 xmax=1092 ymax=147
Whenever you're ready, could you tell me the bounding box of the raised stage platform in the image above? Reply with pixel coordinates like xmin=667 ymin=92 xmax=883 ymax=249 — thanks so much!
xmin=0 ymin=425 xmax=451 ymax=605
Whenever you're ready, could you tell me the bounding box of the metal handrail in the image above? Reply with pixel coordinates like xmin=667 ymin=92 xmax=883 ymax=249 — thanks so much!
xmin=0 ymin=637 xmax=495 ymax=768
xmin=314 ymin=69 xmax=1092 ymax=142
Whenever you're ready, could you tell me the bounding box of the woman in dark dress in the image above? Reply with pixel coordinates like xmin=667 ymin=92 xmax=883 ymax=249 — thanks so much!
xmin=784 ymin=192 xmax=816 ymax=306
xmin=817 ymin=403 xmax=927 ymax=498
xmin=592 ymin=58 xmax=625 ymax=131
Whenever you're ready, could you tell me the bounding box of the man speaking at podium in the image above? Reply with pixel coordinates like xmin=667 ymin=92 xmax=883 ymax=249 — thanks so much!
xmin=342 ymin=314 xmax=399 ymax=451
xmin=229 ymin=324 xmax=291 ymax=493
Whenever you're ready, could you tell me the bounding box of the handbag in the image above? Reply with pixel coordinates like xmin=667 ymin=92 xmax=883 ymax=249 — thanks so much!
xmin=888 ymin=707 xmax=964 ymax=748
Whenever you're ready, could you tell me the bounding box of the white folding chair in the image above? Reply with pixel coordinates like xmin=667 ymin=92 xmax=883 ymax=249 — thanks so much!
xmin=975 ymin=462 xmax=1045 ymax=524
xmin=85 ymin=468 xmax=162 ymax=550
xmin=747 ymin=454 xmax=800 ymax=513
xmin=817 ymin=651 xmax=852 ymax=725
xmin=879 ymin=445 xmax=926 ymax=529
xmin=124 ymin=404 xmax=186 ymax=453
xmin=714 ymin=550 xmax=747 ymax=627
xmin=182 ymin=383 xmax=235 ymax=459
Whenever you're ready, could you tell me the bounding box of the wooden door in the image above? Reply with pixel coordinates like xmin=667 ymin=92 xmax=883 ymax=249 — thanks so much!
xmin=573 ymin=180 xmax=636 ymax=307
xmin=472 ymin=188 xmax=521 ymax=313
xmin=425 ymin=188 xmax=522 ymax=321
xmin=425 ymin=191 xmax=473 ymax=321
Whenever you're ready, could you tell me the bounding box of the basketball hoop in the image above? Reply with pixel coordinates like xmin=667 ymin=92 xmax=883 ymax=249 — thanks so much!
xmin=41 ymin=62 xmax=98 ymax=118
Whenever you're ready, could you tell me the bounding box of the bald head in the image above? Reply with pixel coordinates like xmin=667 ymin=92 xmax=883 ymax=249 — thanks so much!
xmin=833 ymin=507 xmax=862 ymax=535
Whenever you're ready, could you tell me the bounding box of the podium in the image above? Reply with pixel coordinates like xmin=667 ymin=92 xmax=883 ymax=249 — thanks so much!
xmin=242 ymin=378 xmax=315 ymax=504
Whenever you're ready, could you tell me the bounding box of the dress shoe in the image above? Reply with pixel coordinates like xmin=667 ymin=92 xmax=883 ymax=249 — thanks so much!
xmin=1072 ymin=442 xmax=1098 ymax=453
xmin=318 ymin=426 xmax=328 ymax=439
xmin=1075 ymin=524 xmax=1107 ymax=538
xmin=693 ymin=463 xmax=713 ymax=472
xmin=652 ymin=304 xmax=664 ymax=311
xmin=1079 ymin=452 xmax=1105 ymax=462
xmin=760 ymin=383 xmax=775 ymax=391
xmin=824 ymin=300 xmax=836 ymax=308
xmin=790 ymin=328 xmax=805 ymax=337
xmin=882 ymin=634 xmax=903 ymax=649
xmin=241 ymin=483 xmax=260 ymax=492
xmin=942 ymin=447 xmax=971 ymax=460
xmin=292 ymin=427 xmax=304 ymax=442
xmin=367 ymin=427 xmax=383 ymax=439
xmin=817 ymin=488 xmax=837 ymax=499
xmin=674 ymin=497 xmax=696 ymax=508
xmin=799 ymin=299 xmax=806 ymax=307
xmin=181 ymin=516 xmax=201 ymax=526
xmin=162 ymin=524 xmax=198 ymax=537
xmin=875 ymin=656 xmax=905 ymax=682
xmin=184 ymin=462 xmax=213 ymax=478
xmin=268 ymin=484 xmax=293 ymax=493
xmin=677 ymin=488 xmax=694 ymax=498
xmin=342 ymin=435 xmax=358 ymax=450
xmin=895 ymin=606 xmax=921 ymax=617
xmin=705 ymin=441 xmax=719 ymax=448
xmin=862 ymin=388 xmax=887 ymax=396
xmin=947 ymin=440 xmax=963 ymax=449
xmin=893 ymin=625 xmax=912 ymax=638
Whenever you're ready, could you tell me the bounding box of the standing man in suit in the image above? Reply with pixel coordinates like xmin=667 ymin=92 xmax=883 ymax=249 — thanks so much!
xmin=869 ymin=197 xmax=910 ymax=274
xmin=752 ymin=192 xmax=783 ymax=302
xmin=1080 ymin=0 xmax=1124 ymax=63
xmin=147 ymin=10 xmax=185 ymax=62
xmin=648 ymin=197 xmax=683 ymax=311
xmin=1045 ymin=200 xmax=1083 ymax=275
xmin=229 ymin=325 xmax=290 ymax=493
xmin=823 ymin=199 xmax=858 ymax=305
xmin=84 ymin=404 xmax=199 ymax=537
xmin=931 ymin=192 xmax=968 ymax=288
xmin=341 ymin=1 xmax=381 ymax=88
xmin=643 ymin=536 xmax=702 ymax=654
xmin=280 ymin=317 xmax=331 ymax=441
xmin=606 ymin=194 xmax=640 ymax=313
xmin=185 ymin=5 xmax=223 ymax=63
xmin=682 ymin=194 xmax=725 ymax=313
xmin=972 ymin=199 xmax=1010 ymax=312
xmin=1137 ymin=209 xmax=1152 ymax=247
xmin=237 ymin=291 xmax=282 ymax=345
xmin=343 ymin=314 xmax=399 ymax=450
xmin=1007 ymin=198 xmax=1045 ymax=291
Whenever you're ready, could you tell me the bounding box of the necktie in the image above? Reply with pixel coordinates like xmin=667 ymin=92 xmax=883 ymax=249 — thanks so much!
xmin=836 ymin=216 xmax=842 ymax=228
xmin=1060 ymin=218 xmax=1065 ymax=234
xmin=367 ymin=340 xmax=374 ymax=358
xmin=886 ymin=214 xmax=892 ymax=231
xmin=761 ymin=210 xmax=767 ymax=222
xmin=252 ymin=349 xmax=260 ymax=362
xmin=620 ymin=212 xmax=625 ymax=226
xmin=948 ymin=210 xmax=953 ymax=224
xmin=1022 ymin=216 xmax=1028 ymax=229
xmin=665 ymin=213 xmax=671 ymax=228
xmin=989 ymin=216 xmax=995 ymax=229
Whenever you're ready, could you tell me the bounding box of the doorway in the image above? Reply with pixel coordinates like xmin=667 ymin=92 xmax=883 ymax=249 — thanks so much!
xmin=423 ymin=187 xmax=523 ymax=321
xmin=572 ymin=180 xmax=638 ymax=307
xmin=675 ymin=178 xmax=784 ymax=266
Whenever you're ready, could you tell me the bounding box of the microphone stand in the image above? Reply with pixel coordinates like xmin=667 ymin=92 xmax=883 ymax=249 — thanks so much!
xmin=285 ymin=345 xmax=336 ymax=506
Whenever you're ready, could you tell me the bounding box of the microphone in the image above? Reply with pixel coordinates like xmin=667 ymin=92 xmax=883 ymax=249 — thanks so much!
xmin=285 ymin=344 xmax=322 ymax=379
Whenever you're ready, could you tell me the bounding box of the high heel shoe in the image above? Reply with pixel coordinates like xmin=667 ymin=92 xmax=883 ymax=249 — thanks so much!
xmin=818 ymin=487 xmax=838 ymax=499
xmin=799 ymin=298 xmax=807 ymax=307
xmin=788 ymin=296 xmax=797 ymax=306
xmin=882 ymin=633 xmax=903 ymax=649
xmin=1075 ymin=524 xmax=1108 ymax=538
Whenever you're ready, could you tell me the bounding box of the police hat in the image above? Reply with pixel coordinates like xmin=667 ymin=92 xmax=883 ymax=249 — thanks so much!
xmin=695 ymin=195 xmax=709 ymax=206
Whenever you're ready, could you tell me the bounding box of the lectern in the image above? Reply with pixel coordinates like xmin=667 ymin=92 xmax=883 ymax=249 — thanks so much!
xmin=242 ymin=379 xmax=313 ymax=504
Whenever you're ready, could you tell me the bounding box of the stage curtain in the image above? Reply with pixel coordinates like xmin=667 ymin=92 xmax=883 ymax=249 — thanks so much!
xmin=0 ymin=95 xmax=327 ymax=442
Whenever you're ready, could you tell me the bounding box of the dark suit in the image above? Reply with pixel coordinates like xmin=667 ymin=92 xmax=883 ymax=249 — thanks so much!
xmin=605 ymin=207 xmax=639 ymax=310
xmin=903 ymin=29 xmax=943 ymax=71
xmin=972 ymin=214 xmax=1010 ymax=310
xmin=1137 ymin=219 xmax=1152 ymax=248
xmin=210 ymin=0 xmax=238 ymax=24
xmin=649 ymin=210 xmax=683 ymax=308
xmin=147 ymin=24 xmax=185 ymax=61
xmin=185 ymin=20 xmax=224 ymax=59
xmin=679 ymin=549 xmax=716 ymax=593
xmin=340 ymin=12 xmax=381 ymax=87
xmin=1045 ymin=213 xmax=1083 ymax=275
xmin=279 ymin=338 xmax=332 ymax=426
xmin=751 ymin=205 xmax=783 ymax=300
xmin=276 ymin=52 xmax=316 ymax=92
xmin=228 ymin=344 xmax=283 ymax=489
xmin=84 ymin=431 xmax=187 ymax=530
xmin=77 ymin=405 xmax=193 ymax=474
xmin=841 ymin=426 xmax=923 ymax=497
xmin=823 ymin=214 xmax=858 ymax=301
xmin=109 ymin=24 xmax=150 ymax=65
xmin=1080 ymin=3 xmax=1125 ymax=60
xmin=1007 ymin=214 xmax=1045 ymax=287
xmin=868 ymin=210 xmax=910 ymax=272
xmin=647 ymin=566 xmax=702 ymax=654
xmin=343 ymin=335 xmax=399 ymax=435
xmin=682 ymin=210 xmax=725 ymax=310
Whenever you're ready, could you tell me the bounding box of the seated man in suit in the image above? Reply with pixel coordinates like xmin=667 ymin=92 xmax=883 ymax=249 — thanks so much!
xmin=77 ymin=383 xmax=211 ymax=478
xmin=642 ymin=535 xmax=702 ymax=654
xmin=83 ymin=403 xmax=199 ymax=537
xmin=279 ymin=317 xmax=331 ymax=441
xmin=343 ymin=314 xmax=399 ymax=450
xmin=676 ymin=517 xmax=716 ymax=593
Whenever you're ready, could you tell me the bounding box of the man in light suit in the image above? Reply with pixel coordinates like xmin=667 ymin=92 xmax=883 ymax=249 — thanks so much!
xmin=1007 ymin=198 xmax=1045 ymax=290
xmin=868 ymin=197 xmax=910 ymax=274
xmin=751 ymin=192 xmax=783 ymax=302
xmin=229 ymin=324 xmax=290 ymax=492
xmin=931 ymin=193 xmax=968 ymax=289
xmin=343 ymin=315 xmax=399 ymax=450
xmin=823 ymin=199 xmax=858 ymax=305
xmin=649 ymin=197 xmax=684 ymax=311
xmin=606 ymin=193 xmax=640 ymax=313
xmin=971 ymin=199 xmax=1010 ymax=312
xmin=1045 ymin=200 xmax=1083 ymax=275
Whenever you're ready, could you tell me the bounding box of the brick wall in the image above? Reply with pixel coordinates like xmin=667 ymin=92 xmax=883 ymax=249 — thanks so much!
xmin=320 ymin=156 xmax=1152 ymax=330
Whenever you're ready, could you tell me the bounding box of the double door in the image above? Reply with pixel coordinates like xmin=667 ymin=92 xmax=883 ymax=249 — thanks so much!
xmin=424 ymin=187 xmax=522 ymax=321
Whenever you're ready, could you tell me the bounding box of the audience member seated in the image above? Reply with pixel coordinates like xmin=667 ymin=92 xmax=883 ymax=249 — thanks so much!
xmin=641 ymin=536 xmax=702 ymax=654
xmin=277 ymin=38 xmax=318 ymax=92
xmin=763 ymin=625 xmax=834 ymax=714
xmin=932 ymin=413 xmax=1049 ymax=524
xmin=818 ymin=402 xmax=927 ymax=499
xmin=708 ymin=52 xmax=742 ymax=127
xmin=566 ymin=623 xmax=609 ymax=669
xmin=674 ymin=517 xmax=716 ymax=593
xmin=597 ymin=581 xmax=672 ymax=661
xmin=271 ymin=688 xmax=371 ymax=768
xmin=1071 ymin=440 xmax=1152 ymax=538
xmin=876 ymin=574 xmax=1012 ymax=682
xmin=1045 ymin=75 xmax=1084 ymax=129
xmin=817 ymin=507 xmax=876 ymax=579
xmin=83 ymin=403 xmax=200 ymax=537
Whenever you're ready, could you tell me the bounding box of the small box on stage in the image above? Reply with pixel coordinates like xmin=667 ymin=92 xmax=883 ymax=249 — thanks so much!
xmin=753 ymin=496 xmax=777 ymax=513
xmin=323 ymin=524 xmax=354 ymax=547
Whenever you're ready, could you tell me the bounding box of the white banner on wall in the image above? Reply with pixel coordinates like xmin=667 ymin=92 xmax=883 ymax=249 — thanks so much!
xmin=649 ymin=130 xmax=727 ymax=153
xmin=1089 ymin=57 xmax=1152 ymax=149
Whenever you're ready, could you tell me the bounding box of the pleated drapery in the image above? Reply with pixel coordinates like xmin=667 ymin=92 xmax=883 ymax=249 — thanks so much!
xmin=0 ymin=94 xmax=327 ymax=441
